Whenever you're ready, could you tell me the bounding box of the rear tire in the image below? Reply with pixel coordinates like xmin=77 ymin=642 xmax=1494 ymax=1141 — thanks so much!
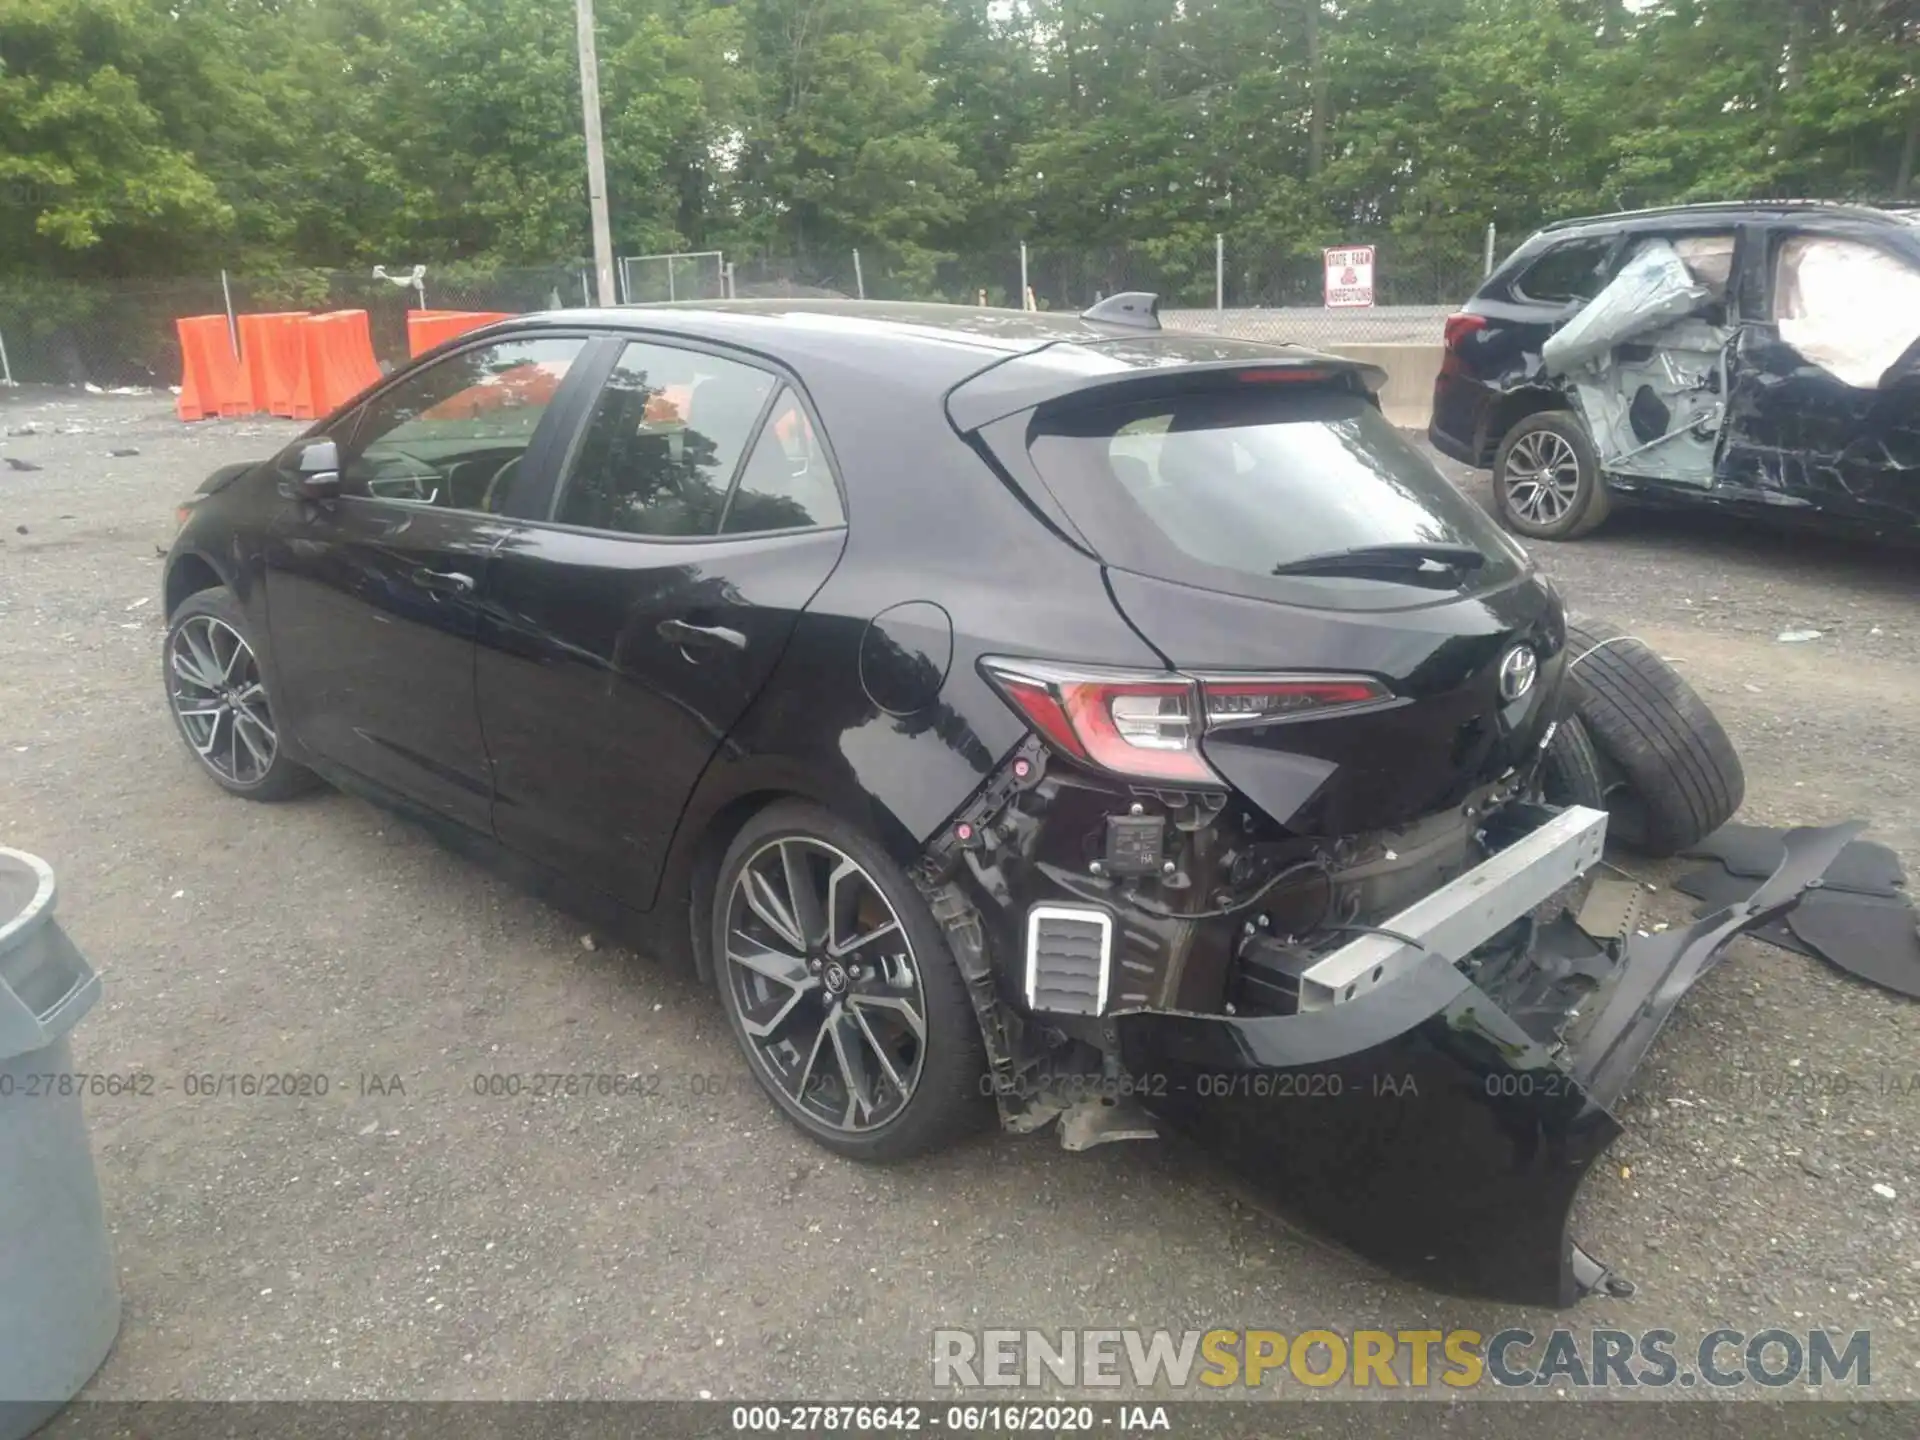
xmin=1493 ymin=411 xmax=1611 ymax=540
xmin=1562 ymin=616 xmax=1744 ymax=856
xmin=712 ymin=800 xmax=989 ymax=1162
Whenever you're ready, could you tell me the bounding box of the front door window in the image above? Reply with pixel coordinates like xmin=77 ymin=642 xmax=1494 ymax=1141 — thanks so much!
xmin=1774 ymin=235 xmax=1920 ymax=390
xmin=338 ymin=337 xmax=587 ymax=510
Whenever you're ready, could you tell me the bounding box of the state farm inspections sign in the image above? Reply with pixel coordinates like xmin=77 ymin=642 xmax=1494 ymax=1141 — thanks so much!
xmin=1323 ymin=246 xmax=1376 ymax=307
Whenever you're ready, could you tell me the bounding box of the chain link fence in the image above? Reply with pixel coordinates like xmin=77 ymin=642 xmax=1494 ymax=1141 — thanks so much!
xmin=0 ymin=232 xmax=1500 ymax=388
xmin=0 ymin=266 xmax=594 ymax=389
xmin=619 ymin=251 xmax=726 ymax=303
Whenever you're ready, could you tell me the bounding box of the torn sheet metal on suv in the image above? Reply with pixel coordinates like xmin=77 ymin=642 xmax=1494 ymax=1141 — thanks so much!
xmin=1089 ymin=816 xmax=1862 ymax=1308
xmin=1540 ymin=234 xmax=1920 ymax=527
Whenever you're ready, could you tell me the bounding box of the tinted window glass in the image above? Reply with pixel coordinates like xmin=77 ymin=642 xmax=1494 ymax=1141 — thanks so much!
xmin=341 ymin=337 xmax=584 ymax=510
xmin=1515 ymin=238 xmax=1613 ymax=303
xmin=1026 ymin=386 xmax=1523 ymax=611
xmin=721 ymin=390 xmax=844 ymax=534
xmin=555 ymin=342 xmax=775 ymax=536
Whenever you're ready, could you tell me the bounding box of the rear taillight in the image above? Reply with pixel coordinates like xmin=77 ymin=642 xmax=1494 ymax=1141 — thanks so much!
xmin=1199 ymin=675 xmax=1392 ymax=729
xmin=1443 ymin=313 xmax=1487 ymax=351
xmin=981 ymin=659 xmax=1394 ymax=785
xmin=986 ymin=663 xmax=1210 ymax=783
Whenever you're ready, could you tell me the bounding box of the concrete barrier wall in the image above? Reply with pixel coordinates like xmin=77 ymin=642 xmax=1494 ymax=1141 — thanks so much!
xmin=1162 ymin=309 xmax=1445 ymax=429
xmin=1324 ymin=342 xmax=1445 ymax=429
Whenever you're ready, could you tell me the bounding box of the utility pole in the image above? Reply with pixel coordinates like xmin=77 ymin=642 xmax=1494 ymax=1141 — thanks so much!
xmin=575 ymin=0 xmax=616 ymax=306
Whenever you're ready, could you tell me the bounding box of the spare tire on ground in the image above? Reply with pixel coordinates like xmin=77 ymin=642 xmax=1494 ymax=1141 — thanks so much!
xmin=1561 ymin=615 xmax=1745 ymax=856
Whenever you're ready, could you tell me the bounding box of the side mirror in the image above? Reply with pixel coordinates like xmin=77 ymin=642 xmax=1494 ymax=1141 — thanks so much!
xmin=293 ymin=439 xmax=341 ymax=500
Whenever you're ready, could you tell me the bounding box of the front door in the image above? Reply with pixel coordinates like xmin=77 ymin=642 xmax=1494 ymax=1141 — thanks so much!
xmin=1718 ymin=227 xmax=1920 ymax=528
xmin=477 ymin=338 xmax=848 ymax=908
xmin=262 ymin=333 xmax=591 ymax=829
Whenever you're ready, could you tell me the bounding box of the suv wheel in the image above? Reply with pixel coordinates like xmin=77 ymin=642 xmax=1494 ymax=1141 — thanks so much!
xmin=712 ymin=800 xmax=989 ymax=1161
xmin=1493 ymin=412 xmax=1611 ymax=540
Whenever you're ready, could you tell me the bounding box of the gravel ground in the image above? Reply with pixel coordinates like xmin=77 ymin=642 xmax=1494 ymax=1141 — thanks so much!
xmin=2 ymin=389 xmax=1918 ymax=1418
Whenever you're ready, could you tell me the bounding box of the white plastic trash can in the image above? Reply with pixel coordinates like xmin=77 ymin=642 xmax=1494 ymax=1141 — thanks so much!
xmin=0 ymin=848 xmax=120 ymax=1440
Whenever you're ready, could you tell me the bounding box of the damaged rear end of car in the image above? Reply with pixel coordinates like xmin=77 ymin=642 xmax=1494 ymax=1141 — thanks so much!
xmin=914 ymin=329 xmax=1843 ymax=1307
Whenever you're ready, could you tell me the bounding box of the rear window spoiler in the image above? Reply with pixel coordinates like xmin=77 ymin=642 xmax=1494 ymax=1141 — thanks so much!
xmin=945 ymin=345 xmax=1388 ymax=435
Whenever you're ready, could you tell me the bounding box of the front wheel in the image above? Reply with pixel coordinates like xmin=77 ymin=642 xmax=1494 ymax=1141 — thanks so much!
xmin=712 ymin=800 xmax=988 ymax=1161
xmin=1493 ymin=411 xmax=1611 ymax=540
xmin=163 ymin=588 xmax=319 ymax=801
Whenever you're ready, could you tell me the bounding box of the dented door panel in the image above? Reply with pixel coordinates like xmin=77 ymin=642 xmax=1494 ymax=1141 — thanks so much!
xmin=1518 ymin=221 xmax=1920 ymax=530
xmin=1718 ymin=329 xmax=1920 ymax=526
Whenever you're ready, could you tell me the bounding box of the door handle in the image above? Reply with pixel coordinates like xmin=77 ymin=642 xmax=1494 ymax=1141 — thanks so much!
xmin=658 ymin=618 xmax=748 ymax=652
xmin=411 ymin=568 xmax=476 ymax=596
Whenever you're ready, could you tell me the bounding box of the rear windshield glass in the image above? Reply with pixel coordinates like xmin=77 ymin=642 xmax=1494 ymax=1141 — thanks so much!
xmin=1025 ymin=386 xmax=1525 ymax=610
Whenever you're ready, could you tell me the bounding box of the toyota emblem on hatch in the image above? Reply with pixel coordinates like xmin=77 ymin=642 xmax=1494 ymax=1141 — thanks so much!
xmin=1499 ymin=644 xmax=1538 ymax=702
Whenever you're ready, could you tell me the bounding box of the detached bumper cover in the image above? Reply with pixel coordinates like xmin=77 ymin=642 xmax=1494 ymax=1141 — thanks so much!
xmin=1113 ymin=821 xmax=1863 ymax=1308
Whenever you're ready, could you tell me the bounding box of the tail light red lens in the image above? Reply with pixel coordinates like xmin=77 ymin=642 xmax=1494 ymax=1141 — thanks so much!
xmin=1201 ymin=675 xmax=1392 ymax=728
xmin=981 ymin=660 xmax=1395 ymax=785
xmin=984 ymin=661 xmax=1213 ymax=783
xmin=1443 ymin=313 xmax=1487 ymax=351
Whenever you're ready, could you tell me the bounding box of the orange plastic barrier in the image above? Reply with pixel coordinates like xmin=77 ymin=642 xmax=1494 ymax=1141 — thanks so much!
xmin=644 ymin=383 xmax=692 ymax=425
xmin=237 ymin=312 xmax=312 ymax=419
xmin=407 ymin=310 xmax=513 ymax=358
xmin=296 ymin=310 xmax=383 ymax=417
xmin=420 ymin=361 xmax=571 ymax=420
xmin=175 ymin=315 xmax=250 ymax=421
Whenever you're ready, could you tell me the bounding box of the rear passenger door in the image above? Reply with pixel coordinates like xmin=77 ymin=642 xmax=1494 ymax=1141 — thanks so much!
xmin=476 ymin=337 xmax=850 ymax=910
xmin=1492 ymin=233 xmax=1622 ymax=365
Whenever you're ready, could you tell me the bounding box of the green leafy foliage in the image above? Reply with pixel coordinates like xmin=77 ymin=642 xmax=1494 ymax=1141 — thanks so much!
xmin=0 ymin=0 xmax=1912 ymax=282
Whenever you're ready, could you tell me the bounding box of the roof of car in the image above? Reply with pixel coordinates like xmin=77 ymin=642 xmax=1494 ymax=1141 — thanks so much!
xmin=1538 ymin=199 xmax=1911 ymax=235
xmin=498 ymin=300 xmax=1382 ymax=424
xmin=513 ymin=297 xmax=1322 ymax=358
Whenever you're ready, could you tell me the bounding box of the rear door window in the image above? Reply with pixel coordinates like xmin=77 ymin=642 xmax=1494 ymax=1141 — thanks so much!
xmin=1025 ymin=386 xmax=1525 ymax=611
xmin=553 ymin=341 xmax=776 ymax=536
xmin=1513 ymin=238 xmax=1615 ymax=304
xmin=720 ymin=390 xmax=845 ymax=534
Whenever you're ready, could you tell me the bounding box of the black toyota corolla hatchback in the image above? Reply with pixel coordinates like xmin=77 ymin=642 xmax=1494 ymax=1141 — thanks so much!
xmin=166 ymin=297 xmax=1789 ymax=1308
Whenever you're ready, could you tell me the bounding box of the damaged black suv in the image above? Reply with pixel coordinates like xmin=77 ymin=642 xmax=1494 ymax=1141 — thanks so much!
xmin=1431 ymin=200 xmax=1920 ymax=540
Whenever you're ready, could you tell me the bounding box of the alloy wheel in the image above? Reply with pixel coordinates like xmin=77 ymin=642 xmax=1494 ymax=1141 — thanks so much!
xmin=168 ymin=615 xmax=278 ymax=785
xmin=1504 ymin=430 xmax=1583 ymax=526
xmin=723 ymin=837 xmax=928 ymax=1133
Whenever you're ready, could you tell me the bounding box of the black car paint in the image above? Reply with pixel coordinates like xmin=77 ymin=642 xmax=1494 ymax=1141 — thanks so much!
xmin=1431 ymin=201 xmax=1920 ymax=533
xmin=169 ymin=301 xmax=1697 ymax=1307
xmin=1115 ymin=819 xmax=1864 ymax=1307
xmin=1101 ymin=567 xmax=1565 ymax=836
xmin=262 ymin=499 xmax=511 ymax=831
